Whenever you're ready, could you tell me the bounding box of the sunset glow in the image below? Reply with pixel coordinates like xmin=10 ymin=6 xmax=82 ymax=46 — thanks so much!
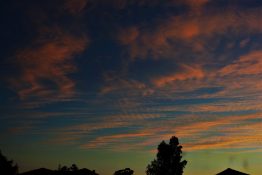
xmin=0 ymin=1 xmax=262 ymax=175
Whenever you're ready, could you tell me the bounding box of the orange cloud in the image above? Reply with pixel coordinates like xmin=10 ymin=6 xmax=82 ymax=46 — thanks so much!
xmin=81 ymin=132 xmax=151 ymax=149
xmin=134 ymin=113 xmax=262 ymax=152
xmin=219 ymin=50 xmax=262 ymax=76
xmin=11 ymin=28 xmax=88 ymax=99
xmin=183 ymin=121 xmax=262 ymax=151
xmin=184 ymin=134 xmax=262 ymax=151
xmin=175 ymin=114 xmax=261 ymax=137
xmin=118 ymin=7 xmax=262 ymax=60
xmin=152 ymin=64 xmax=205 ymax=87
xmin=45 ymin=112 xmax=161 ymax=146
xmin=117 ymin=27 xmax=139 ymax=45
xmin=100 ymin=76 xmax=150 ymax=95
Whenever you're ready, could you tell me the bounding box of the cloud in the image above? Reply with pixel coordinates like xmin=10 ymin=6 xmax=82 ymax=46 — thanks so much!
xmin=10 ymin=27 xmax=88 ymax=100
xmin=81 ymin=132 xmax=151 ymax=149
xmin=100 ymin=79 xmax=146 ymax=94
xmin=117 ymin=27 xmax=139 ymax=45
xmin=5 ymin=1 xmax=262 ymax=158
xmin=152 ymin=64 xmax=205 ymax=87
xmin=129 ymin=113 xmax=262 ymax=152
xmin=100 ymin=73 xmax=153 ymax=96
xmin=175 ymin=113 xmax=261 ymax=136
xmin=163 ymin=100 xmax=262 ymax=113
xmin=118 ymin=7 xmax=262 ymax=60
xmin=91 ymin=47 xmax=262 ymax=151
xmin=183 ymin=128 xmax=262 ymax=151
xmin=219 ymin=50 xmax=262 ymax=76
xmin=176 ymin=114 xmax=262 ymax=151
xmin=45 ymin=108 xmax=262 ymax=152
xmin=44 ymin=112 xmax=161 ymax=146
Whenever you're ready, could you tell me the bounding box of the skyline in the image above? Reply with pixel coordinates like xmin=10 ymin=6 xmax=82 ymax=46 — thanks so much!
xmin=0 ymin=0 xmax=262 ymax=175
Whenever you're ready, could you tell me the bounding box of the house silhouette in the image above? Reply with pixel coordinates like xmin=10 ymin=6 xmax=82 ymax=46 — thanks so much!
xmin=216 ymin=168 xmax=249 ymax=175
xmin=20 ymin=168 xmax=53 ymax=175
xmin=19 ymin=168 xmax=99 ymax=175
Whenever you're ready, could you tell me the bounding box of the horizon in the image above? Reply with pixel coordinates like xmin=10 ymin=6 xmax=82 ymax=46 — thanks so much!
xmin=0 ymin=1 xmax=262 ymax=175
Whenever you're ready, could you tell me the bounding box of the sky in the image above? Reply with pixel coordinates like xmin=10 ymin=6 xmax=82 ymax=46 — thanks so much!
xmin=0 ymin=0 xmax=262 ymax=175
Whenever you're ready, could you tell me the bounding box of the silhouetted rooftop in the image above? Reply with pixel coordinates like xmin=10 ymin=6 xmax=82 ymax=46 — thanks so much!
xmin=20 ymin=168 xmax=53 ymax=175
xmin=216 ymin=168 xmax=249 ymax=175
xmin=19 ymin=168 xmax=99 ymax=175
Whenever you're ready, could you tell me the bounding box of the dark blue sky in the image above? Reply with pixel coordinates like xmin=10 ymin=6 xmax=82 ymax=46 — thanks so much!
xmin=0 ymin=1 xmax=262 ymax=175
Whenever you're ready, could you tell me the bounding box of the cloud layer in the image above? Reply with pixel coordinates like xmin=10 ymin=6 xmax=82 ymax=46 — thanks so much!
xmin=1 ymin=2 xmax=262 ymax=175
xmin=11 ymin=28 xmax=88 ymax=99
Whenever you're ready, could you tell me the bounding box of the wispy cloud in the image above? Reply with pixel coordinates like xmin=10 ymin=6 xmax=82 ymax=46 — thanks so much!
xmin=81 ymin=132 xmax=152 ymax=149
xmin=100 ymin=79 xmax=146 ymax=95
xmin=117 ymin=7 xmax=262 ymax=60
xmin=3 ymin=1 xmax=262 ymax=164
xmin=10 ymin=27 xmax=88 ymax=100
xmin=219 ymin=50 xmax=262 ymax=76
xmin=152 ymin=64 xmax=205 ymax=87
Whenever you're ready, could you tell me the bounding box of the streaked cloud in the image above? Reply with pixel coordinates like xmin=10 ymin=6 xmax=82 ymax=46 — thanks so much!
xmin=100 ymin=79 xmax=146 ymax=95
xmin=118 ymin=7 xmax=262 ymax=60
xmin=152 ymin=64 xmax=205 ymax=87
xmin=219 ymin=50 xmax=262 ymax=76
xmin=81 ymin=132 xmax=151 ymax=149
xmin=1 ymin=2 xmax=262 ymax=174
xmin=10 ymin=28 xmax=88 ymax=100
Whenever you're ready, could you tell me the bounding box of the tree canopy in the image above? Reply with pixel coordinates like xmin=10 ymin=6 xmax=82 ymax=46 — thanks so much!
xmin=146 ymin=136 xmax=187 ymax=175
xmin=0 ymin=150 xmax=18 ymax=175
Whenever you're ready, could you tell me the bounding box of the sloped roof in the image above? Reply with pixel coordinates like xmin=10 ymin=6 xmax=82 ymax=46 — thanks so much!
xmin=20 ymin=168 xmax=99 ymax=175
xmin=20 ymin=168 xmax=53 ymax=175
xmin=216 ymin=168 xmax=249 ymax=175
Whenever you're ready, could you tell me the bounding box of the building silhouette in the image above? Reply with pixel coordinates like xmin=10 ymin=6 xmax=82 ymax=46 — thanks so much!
xmin=216 ymin=168 xmax=249 ymax=175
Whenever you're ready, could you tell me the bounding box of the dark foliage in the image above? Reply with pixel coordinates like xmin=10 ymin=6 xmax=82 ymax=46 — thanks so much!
xmin=146 ymin=136 xmax=187 ymax=175
xmin=0 ymin=150 xmax=18 ymax=175
xmin=56 ymin=164 xmax=99 ymax=175
xmin=114 ymin=168 xmax=134 ymax=175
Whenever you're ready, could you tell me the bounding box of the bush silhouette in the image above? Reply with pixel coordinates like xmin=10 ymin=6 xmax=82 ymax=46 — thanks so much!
xmin=0 ymin=150 xmax=18 ymax=175
xmin=146 ymin=136 xmax=187 ymax=175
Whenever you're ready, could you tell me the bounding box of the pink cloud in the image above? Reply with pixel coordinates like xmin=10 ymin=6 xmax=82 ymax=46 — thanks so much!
xmin=219 ymin=50 xmax=262 ymax=76
xmin=152 ymin=64 xmax=205 ymax=87
xmin=99 ymin=74 xmax=152 ymax=95
xmin=81 ymin=132 xmax=151 ymax=149
xmin=118 ymin=7 xmax=262 ymax=60
xmin=10 ymin=28 xmax=88 ymax=99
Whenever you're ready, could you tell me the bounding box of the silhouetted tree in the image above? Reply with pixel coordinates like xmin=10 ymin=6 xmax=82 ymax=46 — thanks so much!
xmin=70 ymin=164 xmax=78 ymax=172
xmin=146 ymin=136 xmax=187 ymax=175
xmin=0 ymin=150 xmax=18 ymax=175
xmin=114 ymin=168 xmax=134 ymax=175
xmin=60 ymin=165 xmax=69 ymax=172
xmin=55 ymin=164 xmax=100 ymax=175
